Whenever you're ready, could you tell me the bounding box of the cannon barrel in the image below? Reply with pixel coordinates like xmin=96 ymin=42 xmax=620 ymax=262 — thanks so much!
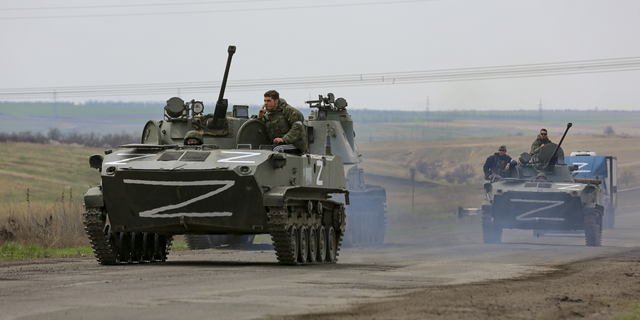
xmin=545 ymin=122 xmax=572 ymax=169
xmin=211 ymin=45 xmax=236 ymax=127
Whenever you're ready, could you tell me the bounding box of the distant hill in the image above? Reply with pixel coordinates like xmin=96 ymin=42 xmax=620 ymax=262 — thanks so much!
xmin=2 ymin=101 xmax=639 ymax=143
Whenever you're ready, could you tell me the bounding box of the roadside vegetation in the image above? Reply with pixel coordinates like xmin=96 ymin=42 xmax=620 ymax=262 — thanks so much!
xmin=1 ymin=120 xmax=638 ymax=259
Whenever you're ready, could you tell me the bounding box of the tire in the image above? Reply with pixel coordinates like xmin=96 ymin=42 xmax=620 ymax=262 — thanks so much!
xmin=184 ymin=235 xmax=213 ymax=250
xmin=482 ymin=213 xmax=502 ymax=244
xmin=603 ymin=205 xmax=615 ymax=230
xmin=585 ymin=221 xmax=602 ymax=246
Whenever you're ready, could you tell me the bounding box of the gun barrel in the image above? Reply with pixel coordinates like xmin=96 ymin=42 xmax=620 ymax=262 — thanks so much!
xmin=212 ymin=45 xmax=236 ymax=126
xmin=547 ymin=122 xmax=572 ymax=166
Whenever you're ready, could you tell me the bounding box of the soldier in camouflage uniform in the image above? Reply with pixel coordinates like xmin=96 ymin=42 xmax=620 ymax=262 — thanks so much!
xmin=483 ymin=145 xmax=517 ymax=180
xmin=184 ymin=130 xmax=203 ymax=145
xmin=530 ymin=128 xmax=552 ymax=155
xmin=258 ymin=90 xmax=307 ymax=152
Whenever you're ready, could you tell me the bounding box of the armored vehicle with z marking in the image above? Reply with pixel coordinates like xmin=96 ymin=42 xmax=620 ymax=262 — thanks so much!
xmin=304 ymin=94 xmax=386 ymax=246
xmin=480 ymin=123 xmax=605 ymax=246
xmin=185 ymin=94 xmax=387 ymax=249
xmin=82 ymin=46 xmax=349 ymax=265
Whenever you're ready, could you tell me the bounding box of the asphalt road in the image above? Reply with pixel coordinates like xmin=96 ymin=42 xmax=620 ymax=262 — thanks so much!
xmin=1 ymin=192 xmax=639 ymax=320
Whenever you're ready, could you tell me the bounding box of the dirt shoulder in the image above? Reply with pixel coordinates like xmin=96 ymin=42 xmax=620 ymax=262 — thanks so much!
xmin=270 ymin=249 xmax=640 ymax=320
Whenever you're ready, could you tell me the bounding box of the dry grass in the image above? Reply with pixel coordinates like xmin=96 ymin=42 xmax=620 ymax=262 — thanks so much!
xmin=0 ymin=199 xmax=89 ymax=249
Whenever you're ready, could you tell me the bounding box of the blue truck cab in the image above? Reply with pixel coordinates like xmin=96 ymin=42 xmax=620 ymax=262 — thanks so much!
xmin=565 ymin=152 xmax=617 ymax=229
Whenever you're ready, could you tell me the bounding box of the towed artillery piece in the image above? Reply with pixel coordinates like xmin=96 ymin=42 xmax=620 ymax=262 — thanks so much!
xmin=83 ymin=46 xmax=348 ymax=265
xmin=481 ymin=123 xmax=605 ymax=246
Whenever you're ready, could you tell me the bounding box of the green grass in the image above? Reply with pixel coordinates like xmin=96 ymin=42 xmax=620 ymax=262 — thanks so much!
xmin=614 ymin=301 xmax=640 ymax=320
xmin=0 ymin=242 xmax=93 ymax=260
xmin=0 ymin=142 xmax=103 ymax=203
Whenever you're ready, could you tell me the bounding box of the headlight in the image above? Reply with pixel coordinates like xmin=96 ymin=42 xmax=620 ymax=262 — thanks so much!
xmin=193 ymin=101 xmax=204 ymax=114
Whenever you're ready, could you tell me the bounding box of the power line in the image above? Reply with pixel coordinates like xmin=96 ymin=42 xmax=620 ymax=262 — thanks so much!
xmin=1 ymin=56 xmax=639 ymax=99
xmin=0 ymin=0 xmax=277 ymax=11
xmin=0 ymin=0 xmax=432 ymax=20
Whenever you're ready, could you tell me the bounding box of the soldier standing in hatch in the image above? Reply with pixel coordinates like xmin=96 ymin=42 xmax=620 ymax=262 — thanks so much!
xmin=483 ymin=145 xmax=517 ymax=180
xmin=258 ymin=90 xmax=307 ymax=153
xmin=530 ymin=128 xmax=552 ymax=155
xmin=184 ymin=130 xmax=203 ymax=145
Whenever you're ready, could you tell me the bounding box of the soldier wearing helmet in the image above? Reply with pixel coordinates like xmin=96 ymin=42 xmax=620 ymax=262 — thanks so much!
xmin=184 ymin=130 xmax=203 ymax=145
xmin=483 ymin=145 xmax=517 ymax=180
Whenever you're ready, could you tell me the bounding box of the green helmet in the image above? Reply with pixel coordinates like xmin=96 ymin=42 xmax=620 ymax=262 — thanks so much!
xmin=184 ymin=130 xmax=203 ymax=145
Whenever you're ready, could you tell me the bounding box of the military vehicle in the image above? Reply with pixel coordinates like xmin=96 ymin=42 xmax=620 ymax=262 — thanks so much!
xmin=183 ymin=94 xmax=387 ymax=249
xmin=565 ymin=152 xmax=617 ymax=229
xmin=480 ymin=123 xmax=605 ymax=246
xmin=304 ymin=94 xmax=386 ymax=246
xmin=82 ymin=46 xmax=348 ymax=265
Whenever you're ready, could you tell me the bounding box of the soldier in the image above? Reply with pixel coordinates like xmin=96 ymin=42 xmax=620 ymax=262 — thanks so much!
xmin=258 ymin=90 xmax=307 ymax=153
xmin=184 ymin=130 xmax=203 ymax=145
xmin=530 ymin=128 xmax=552 ymax=155
xmin=483 ymin=145 xmax=517 ymax=180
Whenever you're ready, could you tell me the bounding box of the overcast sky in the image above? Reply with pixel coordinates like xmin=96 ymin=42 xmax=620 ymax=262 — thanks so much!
xmin=1 ymin=0 xmax=639 ymax=111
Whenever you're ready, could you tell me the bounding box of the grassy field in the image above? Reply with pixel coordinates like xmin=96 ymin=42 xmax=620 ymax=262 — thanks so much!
xmin=0 ymin=125 xmax=638 ymax=252
xmin=0 ymin=142 xmax=104 ymax=203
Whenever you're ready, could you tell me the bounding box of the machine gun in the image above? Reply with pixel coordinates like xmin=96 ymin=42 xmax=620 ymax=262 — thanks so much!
xmin=544 ymin=122 xmax=572 ymax=171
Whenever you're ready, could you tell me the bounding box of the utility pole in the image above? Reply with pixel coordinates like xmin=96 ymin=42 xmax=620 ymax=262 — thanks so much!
xmin=410 ymin=168 xmax=416 ymax=215
xmin=538 ymin=99 xmax=543 ymax=121
xmin=53 ymin=89 xmax=58 ymax=118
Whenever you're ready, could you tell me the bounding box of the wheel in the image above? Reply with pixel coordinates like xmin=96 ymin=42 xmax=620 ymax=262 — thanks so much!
xmin=317 ymin=226 xmax=326 ymax=263
xmin=327 ymin=227 xmax=337 ymax=262
xmin=184 ymin=235 xmax=213 ymax=250
xmin=603 ymin=205 xmax=615 ymax=230
xmin=142 ymin=232 xmax=153 ymax=261
xmin=482 ymin=213 xmax=502 ymax=244
xmin=153 ymin=234 xmax=168 ymax=261
xmin=585 ymin=218 xmax=602 ymax=246
xmin=308 ymin=227 xmax=317 ymax=263
xmin=289 ymin=226 xmax=299 ymax=262
xmin=298 ymin=226 xmax=308 ymax=263
xmin=118 ymin=232 xmax=132 ymax=262
xmin=130 ymin=232 xmax=142 ymax=263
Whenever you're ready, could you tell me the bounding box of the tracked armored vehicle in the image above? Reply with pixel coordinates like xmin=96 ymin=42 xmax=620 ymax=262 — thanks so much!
xmin=304 ymin=94 xmax=386 ymax=246
xmin=185 ymin=94 xmax=387 ymax=249
xmin=481 ymin=123 xmax=604 ymax=246
xmin=83 ymin=46 xmax=348 ymax=265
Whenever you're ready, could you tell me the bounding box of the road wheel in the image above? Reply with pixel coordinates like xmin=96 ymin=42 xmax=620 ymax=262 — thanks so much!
xmin=308 ymin=226 xmax=317 ymax=263
xmin=317 ymin=226 xmax=327 ymax=263
xmin=298 ymin=226 xmax=308 ymax=263
xmin=327 ymin=227 xmax=337 ymax=262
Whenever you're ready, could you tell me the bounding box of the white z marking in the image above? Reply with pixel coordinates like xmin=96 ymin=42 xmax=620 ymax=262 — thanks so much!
xmin=556 ymin=184 xmax=581 ymax=190
xmin=122 ymin=179 xmax=235 ymax=218
xmin=572 ymin=162 xmax=590 ymax=173
xmin=105 ymin=153 xmax=155 ymax=165
xmin=511 ymin=199 xmax=565 ymax=221
xmin=217 ymin=151 xmax=260 ymax=164
xmin=316 ymin=159 xmax=324 ymax=186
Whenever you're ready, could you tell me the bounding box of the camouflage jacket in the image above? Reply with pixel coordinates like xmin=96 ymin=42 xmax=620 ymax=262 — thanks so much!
xmin=260 ymin=98 xmax=307 ymax=152
xmin=483 ymin=153 xmax=515 ymax=179
xmin=530 ymin=134 xmax=552 ymax=155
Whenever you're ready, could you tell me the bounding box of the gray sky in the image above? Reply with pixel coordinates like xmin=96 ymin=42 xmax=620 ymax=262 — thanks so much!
xmin=1 ymin=0 xmax=639 ymax=111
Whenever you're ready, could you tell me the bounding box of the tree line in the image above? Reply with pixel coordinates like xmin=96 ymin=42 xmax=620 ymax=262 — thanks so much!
xmin=0 ymin=128 xmax=137 ymax=148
